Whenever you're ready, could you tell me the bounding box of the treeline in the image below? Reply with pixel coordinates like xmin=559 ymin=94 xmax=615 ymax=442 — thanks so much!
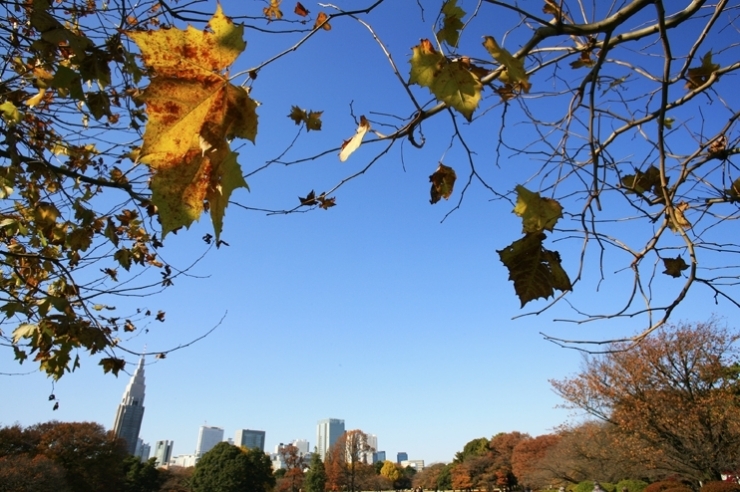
xmin=3 ymin=321 xmax=739 ymax=492
xmin=0 ymin=421 xmax=188 ymax=492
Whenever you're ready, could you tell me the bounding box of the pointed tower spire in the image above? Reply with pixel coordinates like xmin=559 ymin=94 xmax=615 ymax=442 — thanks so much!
xmin=112 ymin=356 xmax=146 ymax=455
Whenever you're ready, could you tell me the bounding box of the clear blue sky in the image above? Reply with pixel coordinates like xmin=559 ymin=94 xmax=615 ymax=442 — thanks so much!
xmin=1 ymin=0 xmax=738 ymax=465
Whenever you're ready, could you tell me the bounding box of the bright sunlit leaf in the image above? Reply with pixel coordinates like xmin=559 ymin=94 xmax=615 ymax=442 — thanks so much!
xmin=127 ymin=6 xmax=255 ymax=240
xmin=339 ymin=115 xmax=370 ymax=162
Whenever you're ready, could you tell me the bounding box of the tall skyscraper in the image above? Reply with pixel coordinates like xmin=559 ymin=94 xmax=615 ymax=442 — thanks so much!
xmin=196 ymin=425 xmax=224 ymax=456
xmin=153 ymin=440 xmax=174 ymax=466
xmin=112 ymin=357 xmax=146 ymax=455
xmin=316 ymin=418 xmax=345 ymax=460
xmin=397 ymin=451 xmax=408 ymax=463
xmin=235 ymin=429 xmax=266 ymax=451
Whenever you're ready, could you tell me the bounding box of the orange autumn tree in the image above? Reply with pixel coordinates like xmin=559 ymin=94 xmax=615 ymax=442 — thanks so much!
xmin=325 ymin=430 xmax=374 ymax=492
xmin=552 ymin=321 xmax=740 ymax=484
xmin=3 ymin=0 xmax=740 ymax=378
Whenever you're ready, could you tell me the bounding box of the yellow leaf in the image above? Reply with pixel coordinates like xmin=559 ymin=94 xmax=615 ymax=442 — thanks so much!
xmin=0 ymin=101 xmax=22 ymax=126
xmin=409 ymin=39 xmax=482 ymax=121
xmin=436 ymin=0 xmax=465 ymax=47
xmin=483 ymin=36 xmax=531 ymax=93
xmin=127 ymin=7 xmax=255 ymax=240
xmin=668 ymin=201 xmax=691 ymax=232
xmin=513 ymin=185 xmax=563 ymax=233
xmin=339 ymin=116 xmax=370 ymax=162
xmin=25 ymin=88 xmax=47 ymax=108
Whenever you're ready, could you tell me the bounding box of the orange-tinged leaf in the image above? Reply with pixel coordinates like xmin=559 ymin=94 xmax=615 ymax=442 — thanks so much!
xmin=429 ymin=163 xmax=457 ymax=204
xmin=127 ymin=7 xmax=255 ymax=240
xmin=315 ymin=11 xmax=331 ymax=30
xmin=295 ymin=2 xmax=309 ymax=16
xmin=127 ymin=4 xmax=245 ymax=79
xmin=339 ymin=116 xmax=370 ymax=162
xmin=264 ymin=0 xmax=283 ymax=20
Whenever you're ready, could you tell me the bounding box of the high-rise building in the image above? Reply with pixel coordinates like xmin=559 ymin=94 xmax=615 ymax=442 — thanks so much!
xmin=135 ymin=438 xmax=151 ymax=461
xmin=397 ymin=452 xmax=408 ymax=463
xmin=234 ymin=429 xmax=266 ymax=451
xmin=196 ymin=425 xmax=224 ymax=456
xmin=316 ymin=418 xmax=345 ymax=460
xmin=112 ymin=357 xmax=146 ymax=455
xmin=154 ymin=440 xmax=174 ymax=466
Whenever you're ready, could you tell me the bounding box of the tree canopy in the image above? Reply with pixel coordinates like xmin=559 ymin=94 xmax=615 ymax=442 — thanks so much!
xmin=552 ymin=321 xmax=740 ymax=483
xmin=0 ymin=421 xmax=128 ymax=492
xmin=190 ymin=442 xmax=275 ymax=492
xmin=1 ymin=0 xmax=739 ymax=376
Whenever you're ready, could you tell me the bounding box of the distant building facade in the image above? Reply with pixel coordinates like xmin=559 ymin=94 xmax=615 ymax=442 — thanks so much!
xmin=196 ymin=426 xmax=224 ymax=456
xmin=172 ymin=454 xmax=198 ymax=467
xmin=135 ymin=439 xmax=151 ymax=461
xmin=235 ymin=429 xmax=266 ymax=451
xmin=292 ymin=439 xmax=309 ymax=455
xmin=401 ymin=459 xmax=425 ymax=472
xmin=112 ymin=358 xmax=146 ymax=455
xmin=373 ymin=451 xmax=386 ymax=463
xmin=154 ymin=440 xmax=174 ymax=466
xmin=397 ymin=452 xmax=408 ymax=463
xmin=316 ymin=418 xmax=345 ymax=460
xmin=363 ymin=434 xmax=378 ymax=464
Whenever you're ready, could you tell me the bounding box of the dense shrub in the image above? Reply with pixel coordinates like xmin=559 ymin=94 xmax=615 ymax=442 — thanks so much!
xmin=575 ymin=481 xmax=617 ymax=492
xmin=617 ymin=479 xmax=649 ymax=492
xmin=700 ymin=482 xmax=740 ymax=492
xmin=660 ymin=486 xmax=693 ymax=492
xmin=645 ymin=480 xmax=686 ymax=492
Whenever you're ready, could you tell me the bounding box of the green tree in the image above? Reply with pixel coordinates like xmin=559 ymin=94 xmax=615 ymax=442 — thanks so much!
xmin=454 ymin=437 xmax=490 ymax=463
xmin=304 ymin=452 xmax=327 ymax=492
xmin=3 ymin=0 xmax=740 ymax=378
xmin=123 ymin=456 xmax=164 ymax=492
xmin=191 ymin=442 xmax=275 ymax=492
xmin=437 ymin=463 xmax=453 ymax=491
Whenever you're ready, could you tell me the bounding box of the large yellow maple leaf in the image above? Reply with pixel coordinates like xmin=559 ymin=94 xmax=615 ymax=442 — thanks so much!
xmin=128 ymin=5 xmax=257 ymax=240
